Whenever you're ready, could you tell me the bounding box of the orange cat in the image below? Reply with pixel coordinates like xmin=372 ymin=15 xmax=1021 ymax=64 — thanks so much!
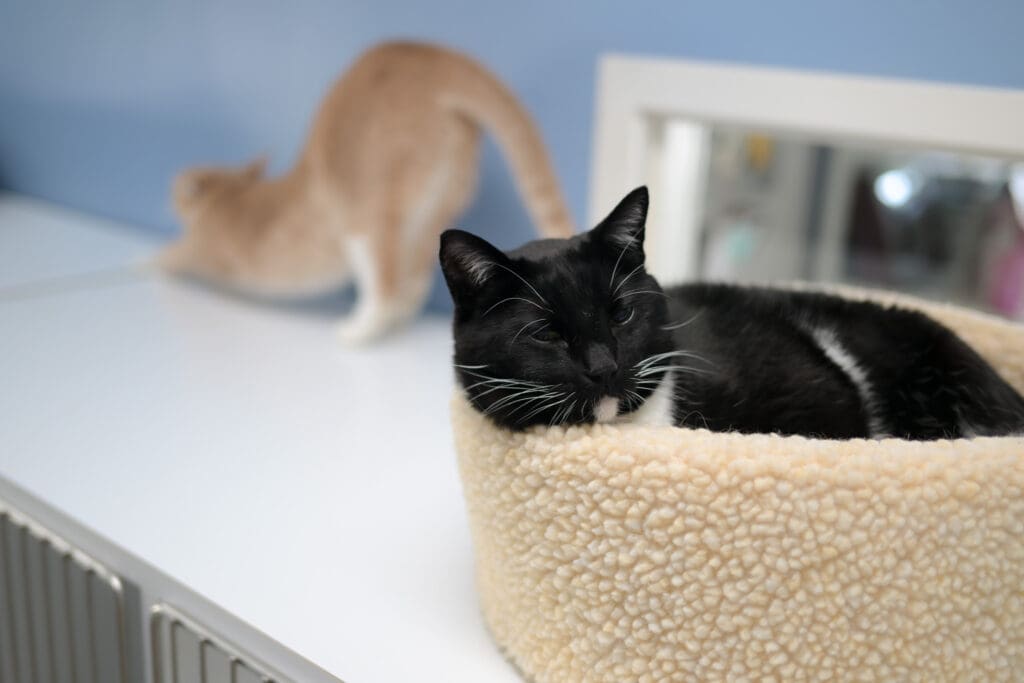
xmin=161 ymin=41 xmax=574 ymax=342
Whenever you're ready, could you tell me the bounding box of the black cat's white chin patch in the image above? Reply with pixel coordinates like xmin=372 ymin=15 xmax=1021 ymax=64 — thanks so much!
xmin=594 ymin=396 xmax=619 ymax=423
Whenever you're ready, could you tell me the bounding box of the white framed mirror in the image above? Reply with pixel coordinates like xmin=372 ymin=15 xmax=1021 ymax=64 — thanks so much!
xmin=589 ymin=56 xmax=1024 ymax=319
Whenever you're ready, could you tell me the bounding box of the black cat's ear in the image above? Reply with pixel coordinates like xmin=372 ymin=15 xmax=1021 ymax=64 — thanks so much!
xmin=592 ymin=186 xmax=649 ymax=255
xmin=439 ymin=229 xmax=509 ymax=305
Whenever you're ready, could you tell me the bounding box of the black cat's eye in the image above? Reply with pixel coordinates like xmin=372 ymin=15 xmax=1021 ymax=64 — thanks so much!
xmin=531 ymin=327 xmax=563 ymax=345
xmin=610 ymin=304 xmax=634 ymax=325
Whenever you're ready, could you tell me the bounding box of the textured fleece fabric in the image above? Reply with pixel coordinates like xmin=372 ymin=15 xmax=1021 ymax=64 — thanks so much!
xmin=451 ymin=290 xmax=1024 ymax=682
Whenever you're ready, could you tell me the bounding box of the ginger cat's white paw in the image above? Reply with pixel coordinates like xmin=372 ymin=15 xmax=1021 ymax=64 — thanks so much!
xmin=336 ymin=298 xmax=425 ymax=345
xmin=336 ymin=315 xmax=392 ymax=345
xmin=335 ymin=304 xmax=412 ymax=345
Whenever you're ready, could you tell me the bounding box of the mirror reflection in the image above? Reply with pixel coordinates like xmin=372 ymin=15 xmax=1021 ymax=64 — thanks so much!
xmin=648 ymin=118 xmax=1024 ymax=321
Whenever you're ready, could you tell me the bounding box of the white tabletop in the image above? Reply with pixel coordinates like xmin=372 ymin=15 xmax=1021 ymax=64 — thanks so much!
xmin=0 ymin=196 xmax=520 ymax=682
xmin=0 ymin=195 xmax=155 ymax=291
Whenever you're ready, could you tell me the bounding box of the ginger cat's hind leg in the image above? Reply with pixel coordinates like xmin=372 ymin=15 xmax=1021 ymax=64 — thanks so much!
xmin=404 ymin=187 xmax=479 ymax=324
xmin=335 ymin=203 xmax=433 ymax=344
xmin=335 ymin=228 xmax=403 ymax=344
xmin=336 ymin=125 xmax=479 ymax=345
xmin=336 ymin=189 xmax=470 ymax=344
xmin=395 ymin=187 xmax=476 ymax=332
xmin=390 ymin=125 xmax=480 ymax=336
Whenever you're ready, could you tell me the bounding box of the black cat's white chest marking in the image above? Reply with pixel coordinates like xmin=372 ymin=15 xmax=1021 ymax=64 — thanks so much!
xmin=618 ymin=373 xmax=676 ymax=427
xmin=594 ymin=396 xmax=620 ymax=423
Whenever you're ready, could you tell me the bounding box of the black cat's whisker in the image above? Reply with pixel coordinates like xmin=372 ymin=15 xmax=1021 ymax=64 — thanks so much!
xmin=548 ymin=396 xmax=569 ymax=426
xmin=483 ymin=296 xmax=549 ymax=317
xmin=462 ymin=376 xmax=531 ymax=392
xmin=630 ymin=368 xmax=671 ymax=378
xmin=497 ymin=391 xmax=566 ymax=416
xmin=507 ymin=391 xmax=565 ymax=414
xmin=458 ymin=369 xmax=549 ymax=387
xmin=634 ymin=350 xmax=714 ymax=368
xmin=660 ymin=311 xmax=703 ymax=331
xmin=485 ymin=395 xmax=552 ymax=417
xmin=636 ymin=364 xmax=713 ymax=378
xmin=464 ymin=379 xmax=527 ymax=395
xmin=489 ymin=262 xmax=552 ymax=310
xmin=615 ymin=289 xmax=669 ymax=302
xmin=510 ymin=319 xmax=548 ymax=345
xmin=608 ymin=233 xmax=640 ymax=288
xmin=483 ymin=390 xmax=547 ymax=411
xmin=468 ymin=381 xmax=558 ymax=403
xmin=564 ymin=399 xmax=578 ymax=424
xmin=520 ymin=396 xmax=571 ymax=423
xmin=634 ymin=366 xmax=708 ymax=376
xmin=635 ymin=352 xmax=682 ymax=366
xmin=485 ymin=387 xmax=565 ymax=413
xmin=580 ymin=396 xmax=593 ymax=419
xmin=453 ymin=363 xmax=490 ymax=370
xmin=680 ymin=409 xmax=710 ymax=430
xmin=611 ymin=263 xmax=645 ymax=296
xmin=550 ymin=397 xmax=578 ymax=427
xmin=464 ymin=372 xmax=559 ymax=405
xmin=462 ymin=379 xmax=546 ymax=396
xmin=550 ymin=400 xmax=567 ymax=426
xmin=636 ymin=362 xmax=709 ymax=374
xmin=466 ymin=384 xmax=513 ymax=401
xmin=514 ymin=405 xmax=544 ymax=425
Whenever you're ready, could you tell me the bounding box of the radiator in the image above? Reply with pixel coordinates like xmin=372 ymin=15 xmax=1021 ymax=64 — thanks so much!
xmin=0 ymin=507 xmax=128 ymax=683
xmin=151 ymin=604 xmax=281 ymax=683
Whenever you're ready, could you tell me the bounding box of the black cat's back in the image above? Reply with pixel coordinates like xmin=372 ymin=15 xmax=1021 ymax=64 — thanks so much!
xmin=660 ymin=284 xmax=868 ymax=437
xmin=664 ymin=283 xmax=1024 ymax=440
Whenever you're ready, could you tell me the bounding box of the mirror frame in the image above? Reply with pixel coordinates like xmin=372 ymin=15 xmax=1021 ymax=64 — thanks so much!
xmin=589 ymin=55 xmax=1024 ymax=283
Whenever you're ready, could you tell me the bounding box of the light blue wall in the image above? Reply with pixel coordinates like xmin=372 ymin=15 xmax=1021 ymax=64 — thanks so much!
xmin=3 ymin=1 xmax=1023 ymax=308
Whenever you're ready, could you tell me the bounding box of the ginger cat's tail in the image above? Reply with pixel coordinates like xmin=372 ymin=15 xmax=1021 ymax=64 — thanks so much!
xmin=442 ymin=59 xmax=575 ymax=239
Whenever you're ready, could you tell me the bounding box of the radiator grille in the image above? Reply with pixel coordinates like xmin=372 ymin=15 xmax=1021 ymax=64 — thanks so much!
xmin=151 ymin=605 xmax=281 ymax=683
xmin=0 ymin=507 xmax=128 ymax=683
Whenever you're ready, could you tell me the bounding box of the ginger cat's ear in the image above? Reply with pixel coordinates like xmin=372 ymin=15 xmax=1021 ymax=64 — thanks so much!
xmin=244 ymin=156 xmax=268 ymax=181
xmin=174 ymin=169 xmax=209 ymax=202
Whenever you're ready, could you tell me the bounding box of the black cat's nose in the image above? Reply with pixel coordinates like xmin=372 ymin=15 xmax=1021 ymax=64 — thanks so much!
xmin=583 ymin=343 xmax=618 ymax=386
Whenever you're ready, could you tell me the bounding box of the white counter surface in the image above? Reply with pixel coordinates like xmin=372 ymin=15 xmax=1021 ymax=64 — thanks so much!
xmin=0 ymin=195 xmax=154 ymax=291
xmin=0 ymin=196 xmax=521 ymax=682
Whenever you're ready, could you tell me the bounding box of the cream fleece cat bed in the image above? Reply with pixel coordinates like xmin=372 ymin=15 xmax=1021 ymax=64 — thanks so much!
xmin=451 ymin=290 xmax=1024 ymax=682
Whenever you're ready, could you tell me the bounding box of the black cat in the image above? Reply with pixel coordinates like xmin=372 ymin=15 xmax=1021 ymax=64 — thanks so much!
xmin=439 ymin=187 xmax=1024 ymax=440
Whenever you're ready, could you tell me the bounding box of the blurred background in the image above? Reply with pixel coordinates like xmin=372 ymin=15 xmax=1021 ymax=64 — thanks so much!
xmin=4 ymin=1 xmax=1024 ymax=311
xmin=647 ymin=120 xmax=1024 ymax=317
